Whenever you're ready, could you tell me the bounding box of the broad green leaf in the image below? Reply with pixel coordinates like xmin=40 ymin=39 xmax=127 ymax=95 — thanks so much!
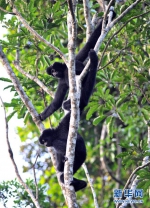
xmin=141 ymin=108 xmax=149 ymax=121
xmin=86 ymin=104 xmax=99 ymax=120
xmin=0 ymin=77 xmax=12 ymax=82
xmin=117 ymin=111 xmax=125 ymax=122
xmin=106 ymin=116 xmax=114 ymax=138
xmin=4 ymin=102 xmax=18 ymax=107
xmin=7 ymin=111 xmax=17 ymax=121
xmin=116 ymin=152 xmax=129 ymax=158
xmin=93 ymin=115 xmax=106 ymax=126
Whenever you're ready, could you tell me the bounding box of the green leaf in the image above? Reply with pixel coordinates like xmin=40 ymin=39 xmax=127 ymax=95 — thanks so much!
xmin=98 ymin=11 xmax=104 ymax=17
xmin=44 ymin=56 xmax=51 ymax=66
xmin=124 ymin=159 xmax=134 ymax=169
xmin=107 ymin=116 xmax=114 ymax=138
xmin=141 ymin=108 xmax=149 ymax=121
xmin=135 ymin=74 xmax=147 ymax=83
xmin=4 ymin=102 xmax=18 ymax=107
xmin=86 ymin=104 xmax=99 ymax=120
xmin=93 ymin=115 xmax=106 ymax=126
xmin=24 ymin=112 xmax=30 ymax=124
xmin=116 ymin=152 xmax=129 ymax=158
xmin=18 ymin=105 xmax=26 ymax=119
xmin=53 ymin=1 xmax=60 ymax=12
xmin=117 ymin=111 xmax=125 ymax=122
xmin=138 ymin=180 xmax=150 ymax=190
xmin=7 ymin=111 xmax=17 ymax=121
xmin=137 ymin=180 xmax=147 ymax=189
xmin=105 ymin=116 xmax=112 ymax=124
xmin=3 ymin=85 xmax=14 ymax=90
xmin=101 ymin=55 xmax=108 ymax=66
xmin=116 ymin=95 xmax=129 ymax=107
xmin=28 ymin=0 xmax=34 ymax=11
xmin=144 ymin=59 xmax=150 ymax=67
xmin=133 ymin=56 xmax=139 ymax=64
xmin=0 ymin=77 xmax=12 ymax=82
xmin=110 ymin=70 xmax=117 ymax=80
xmin=93 ymin=3 xmax=101 ymax=9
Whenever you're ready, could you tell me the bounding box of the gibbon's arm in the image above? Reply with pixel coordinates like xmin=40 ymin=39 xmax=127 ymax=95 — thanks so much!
xmin=75 ymin=60 xmax=85 ymax=75
xmin=76 ymin=11 xmax=116 ymax=62
xmin=56 ymin=153 xmax=65 ymax=172
xmin=58 ymin=112 xmax=71 ymax=134
xmin=63 ymin=50 xmax=98 ymax=112
xmin=79 ymin=49 xmax=98 ymax=111
xmin=39 ymin=82 xmax=68 ymax=121
xmin=76 ymin=19 xmax=103 ymax=62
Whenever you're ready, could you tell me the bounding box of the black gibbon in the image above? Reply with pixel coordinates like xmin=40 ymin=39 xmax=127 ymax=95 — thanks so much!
xmin=39 ymin=11 xmax=116 ymax=121
xmin=39 ymin=50 xmax=98 ymax=191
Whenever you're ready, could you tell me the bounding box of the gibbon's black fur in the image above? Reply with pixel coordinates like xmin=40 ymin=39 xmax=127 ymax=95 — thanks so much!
xmin=39 ymin=112 xmax=87 ymax=192
xmin=39 ymin=50 xmax=98 ymax=192
xmin=39 ymin=11 xmax=116 ymax=121
xmin=62 ymin=50 xmax=98 ymax=113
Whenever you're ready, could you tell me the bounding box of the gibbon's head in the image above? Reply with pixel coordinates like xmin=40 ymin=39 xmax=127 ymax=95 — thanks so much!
xmin=46 ymin=62 xmax=66 ymax=78
xmin=39 ymin=129 xmax=54 ymax=146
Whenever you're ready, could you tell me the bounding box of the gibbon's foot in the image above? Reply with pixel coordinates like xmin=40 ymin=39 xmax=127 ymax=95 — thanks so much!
xmin=60 ymin=174 xmax=87 ymax=192
xmin=63 ymin=156 xmax=68 ymax=162
xmin=108 ymin=10 xmax=116 ymax=19
xmin=63 ymin=99 xmax=71 ymax=111
xmin=39 ymin=113 xmax=44 ymax=121
xmin=88 ymin=49 xmax=98 ymax=64
xmin=70 ymin=178 xmax=87 ymax=192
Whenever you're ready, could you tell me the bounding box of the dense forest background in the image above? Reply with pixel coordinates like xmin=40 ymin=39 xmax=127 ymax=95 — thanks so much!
xmin=0 ymin=0 xmax=150 ymax=207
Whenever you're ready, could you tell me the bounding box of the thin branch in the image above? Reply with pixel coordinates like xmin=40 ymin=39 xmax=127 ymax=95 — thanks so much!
xmin=101 ymin=0 xmax=106 ymax=12
xmin=116 ymin=134 xmax=122 ymax=189
xmin=68 ymin=0 xmax=76 ymax=22
xmin=100 ymin=124 xmax=124 ymax=186
xmin=11 ymin=6 xmax=67 ymax=64
xmin=32 ymin=150 xmax=40 ymax=200
xmin=99 ymin=123 xmax=107 ymax=206
xmin=116 ymin=160 xmax=150 ymax=208
xmin=0 ymin=6 xmax=15 ymax=15
xmin=148 ymin=126 xmax=150 ymax=148
xmin=112 ymin=0 xmax=142 ymax=26
xmin=105 ymin=158 xmax=125 ymax=185
xmin=14 ymin=61 xmax=54 ymax=98
xmin=95 ymin=0 xmax=142 ymax=53
xmin=118 ymin=129 xmax=150 ymax=208
xmin=99 ymin=9 xmax=150 ymax=68
xmin=82 ymin=163 xmax=99 ymax=208
xmin=83 ymin=0 xmax=93 ymax=40
xmin=35 ymin=53 xmax=40 ymax=77
xmin=99 ymin=46 xmax=126 ymax=70
xmin=122 ymin=161 xmax=150 ymax=195
xmin=0 ymin=96 xmax=41 ymax=208
xmin=0 ymin=46 xmax=43 ymax=130
xmin=134 ymin=82 xmax=150 ymax=105
xmin=100 ymin=123 xmax=107 ymax=172
xmin=78 ymin=7 xmax=114 ymax=83
xmin=16 ymin=23 xmax=21 ymax=62
xmin=41 ymin=89 xmax=52 ymax=127
xmin=102 ymin=0 xmax=114 ymax=30
xmin=91 ymin=13 xmax=98 ymax=26
xmin=96 ymin=0 xmax=106 ymax=12
xmin=78 ymin=0 xmax=143 ymax=83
